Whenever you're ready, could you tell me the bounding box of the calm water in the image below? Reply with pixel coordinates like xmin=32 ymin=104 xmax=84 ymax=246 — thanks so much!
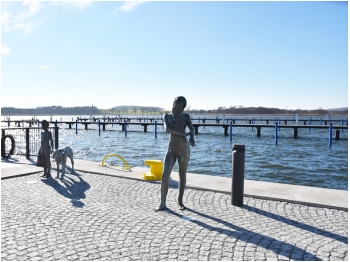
xmin=3 ymin=114 xmax=348 ymax=190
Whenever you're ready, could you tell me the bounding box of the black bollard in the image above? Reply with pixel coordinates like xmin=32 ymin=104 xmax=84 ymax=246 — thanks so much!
xmin=231 ymin=144 xmax=245 ymax=206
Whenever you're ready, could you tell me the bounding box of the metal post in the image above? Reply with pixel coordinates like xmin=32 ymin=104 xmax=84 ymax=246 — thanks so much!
xmin=76 ymin=120 xmax=78 ymax=135
xmin=308 ymin=119 xmax=311 ymax=132
xmin=231 ymin=144 xmax=245 ymax=207
xmin=98 ymin=120 xmax=101 ymax=136
xmin=25 ymin=128 xmax=30 ymax=159
xmin=329 ymin=123 xmax=332 ymax=147
xmin=55 ymin=126 xmax=59 ymax=149
xmin=124 ymin=120 xmax=127 ymax=137
xmin=155 ymin=121 xmax=157 ymax=139
xmin=275 ymin=122 xmax=278 ymax=145
xmin=229 ymin=121 xmax=233 ymax=142
xmin=204 ymin=118 xmax=205 ymax=129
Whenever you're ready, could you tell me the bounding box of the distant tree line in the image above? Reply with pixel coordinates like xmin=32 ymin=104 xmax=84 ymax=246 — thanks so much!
xmin=1 ymin=105 xmax=347 ymax=116
xmin=186 ymin=106 xmax=348 ymax=116
xmin=1 ymin=106 xmax=166 ymax=116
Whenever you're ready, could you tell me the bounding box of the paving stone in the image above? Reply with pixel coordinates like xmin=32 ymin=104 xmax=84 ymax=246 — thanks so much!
xmin=1 ymin=172 xmax=348 ymax=261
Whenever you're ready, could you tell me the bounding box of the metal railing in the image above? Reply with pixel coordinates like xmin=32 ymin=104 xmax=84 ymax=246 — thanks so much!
xmin=1 ymin=127 xmax=59 ymax=159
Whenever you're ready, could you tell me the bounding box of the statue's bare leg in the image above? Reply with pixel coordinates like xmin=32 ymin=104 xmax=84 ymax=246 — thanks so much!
xmin=42 ymin=153 xmax=51 ymax=178
xmin=178 ymin=152 xmax=189 ymax=210
xmin=156 ymin=151 xmax=176 ymax=211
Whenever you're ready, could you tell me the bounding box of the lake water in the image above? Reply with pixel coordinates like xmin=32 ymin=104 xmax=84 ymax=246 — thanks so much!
xmin=2 ymin=114 xmax=348 ymax=190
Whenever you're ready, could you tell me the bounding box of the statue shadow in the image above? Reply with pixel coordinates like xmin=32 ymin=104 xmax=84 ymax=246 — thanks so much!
xmin=241 ymin=205 xmax=347 ymax=244
xmin=41 ymin=170 xmax=90 ymax=208
xmin=165 ymin=206 xmax=334 ymax=260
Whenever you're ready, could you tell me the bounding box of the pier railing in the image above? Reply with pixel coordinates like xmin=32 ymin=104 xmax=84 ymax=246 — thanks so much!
xmin=1 ymin=127 xmax=59 ymax=159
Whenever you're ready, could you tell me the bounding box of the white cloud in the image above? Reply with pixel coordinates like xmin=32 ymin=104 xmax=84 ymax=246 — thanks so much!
xmin=38 ymin=65 xmax=51 ymax=70
xmin=1 ymin=1 xmax=43 ymax=33
xmin=60 ymin=1 xmax=93 ymax=10
xmin=1 ymin=12 xmax=11 ymax=23
xmin=1 ymin=44 xmax=11 ymax=56
xmin=120 ymin=1 xmax=147 ymax=12
xmin=13 ymin=19 xmax=44 ymax=34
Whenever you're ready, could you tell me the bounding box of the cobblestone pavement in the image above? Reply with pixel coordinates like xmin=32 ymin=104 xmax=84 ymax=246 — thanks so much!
xmin=1 ymin=171 xmax=348 ymax=261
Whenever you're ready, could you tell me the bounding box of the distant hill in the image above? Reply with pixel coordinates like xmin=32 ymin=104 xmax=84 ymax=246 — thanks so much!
xmin=327 ymin=107 xmax=348 ymax=111
xmin=1 ymin=105 xmax=347 ymax=116
xmin=112 ymin=105 xmax=164 ymax=110
xmin=111 ymin=106 xmax=165 ymax=114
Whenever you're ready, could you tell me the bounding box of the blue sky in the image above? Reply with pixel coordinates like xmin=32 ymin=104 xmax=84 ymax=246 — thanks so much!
xmin=1 ymin=1 xmax=348 ymax=111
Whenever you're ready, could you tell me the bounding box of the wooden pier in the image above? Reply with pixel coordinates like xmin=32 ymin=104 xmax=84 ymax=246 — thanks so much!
xmin=3 ymin=118 xmax=348 ymax=140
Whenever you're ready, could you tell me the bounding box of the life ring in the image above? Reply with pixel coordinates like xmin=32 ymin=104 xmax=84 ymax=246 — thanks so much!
xmin=1 ymin=134 xmax=15 ymax=158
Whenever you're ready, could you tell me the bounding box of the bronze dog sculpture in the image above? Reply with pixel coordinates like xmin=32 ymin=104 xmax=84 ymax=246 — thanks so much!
xmin=53 ymin=146 xmax=74 ymax=178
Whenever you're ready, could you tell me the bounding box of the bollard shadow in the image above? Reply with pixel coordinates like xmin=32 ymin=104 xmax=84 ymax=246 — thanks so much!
xmin=242 ymin=205 xmax=348 ymax=244
xmin=41 ymin=171 xmax=90 ymax=208
xmin=166 ymin=207 xmax=322 ymax=260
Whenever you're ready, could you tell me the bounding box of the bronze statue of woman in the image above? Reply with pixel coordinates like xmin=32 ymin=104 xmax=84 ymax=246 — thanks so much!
xmin=157 ymin=96 xmax=195 ymax=211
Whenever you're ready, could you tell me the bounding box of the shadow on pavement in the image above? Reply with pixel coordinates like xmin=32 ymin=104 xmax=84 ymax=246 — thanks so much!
xmin=242 ymin=205 xmax=348 ymax=244
xmin=41 ymin=170 xmax=90 ymax=208
xmin=166 ymin=207 xmax=321 ymax=260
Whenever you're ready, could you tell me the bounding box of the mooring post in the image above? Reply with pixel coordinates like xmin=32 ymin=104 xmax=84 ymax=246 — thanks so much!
xmin=329 ymin=123 xmax=332 ymax=147
xmin=275 ymin=122 xmax=278 ymax=145
xmin=194 ymin=126 xmax=198 ymax=134
xmin=257 ymin=126 xmax=261 ymax=137
xmin=98 ymin=120 xmax=101 ymax=136
xmin=335 ymin=129 xmax=340 ymax=140
xmin=308 ymin=119 xmax=311 ymax=132
xmin=155 ymin=121 xmax=157 ymax=139
xmin=203 ymin=118 xmax=205 ymax=129
xmin=124 ymin=120 xmax=127 ymax=137
xmin=8 ymin=119 xmax=10 ymax=127
xmin=224 ymin=126 xmax=228 ymax=136
xmin=341 ymin=119 xmax=344 ymax=133
xmin=231 ymin=144 xmax=245 ymax=207
xmin=25 ymin=128 xmax=30 ymax=159
xmin=294 ymin=128 xmax=298 ymax=138
xmin=75 ymin=120 xmax=78 ymax=135
xmin=229 ymin=121 xmax=233 ymax=142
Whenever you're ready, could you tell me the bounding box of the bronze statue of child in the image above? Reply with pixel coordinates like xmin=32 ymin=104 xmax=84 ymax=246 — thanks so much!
xmin=40 ymin=120 xmax=53 ymax=178
xmin=157 ymin=96 xmax=195 ymax=211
